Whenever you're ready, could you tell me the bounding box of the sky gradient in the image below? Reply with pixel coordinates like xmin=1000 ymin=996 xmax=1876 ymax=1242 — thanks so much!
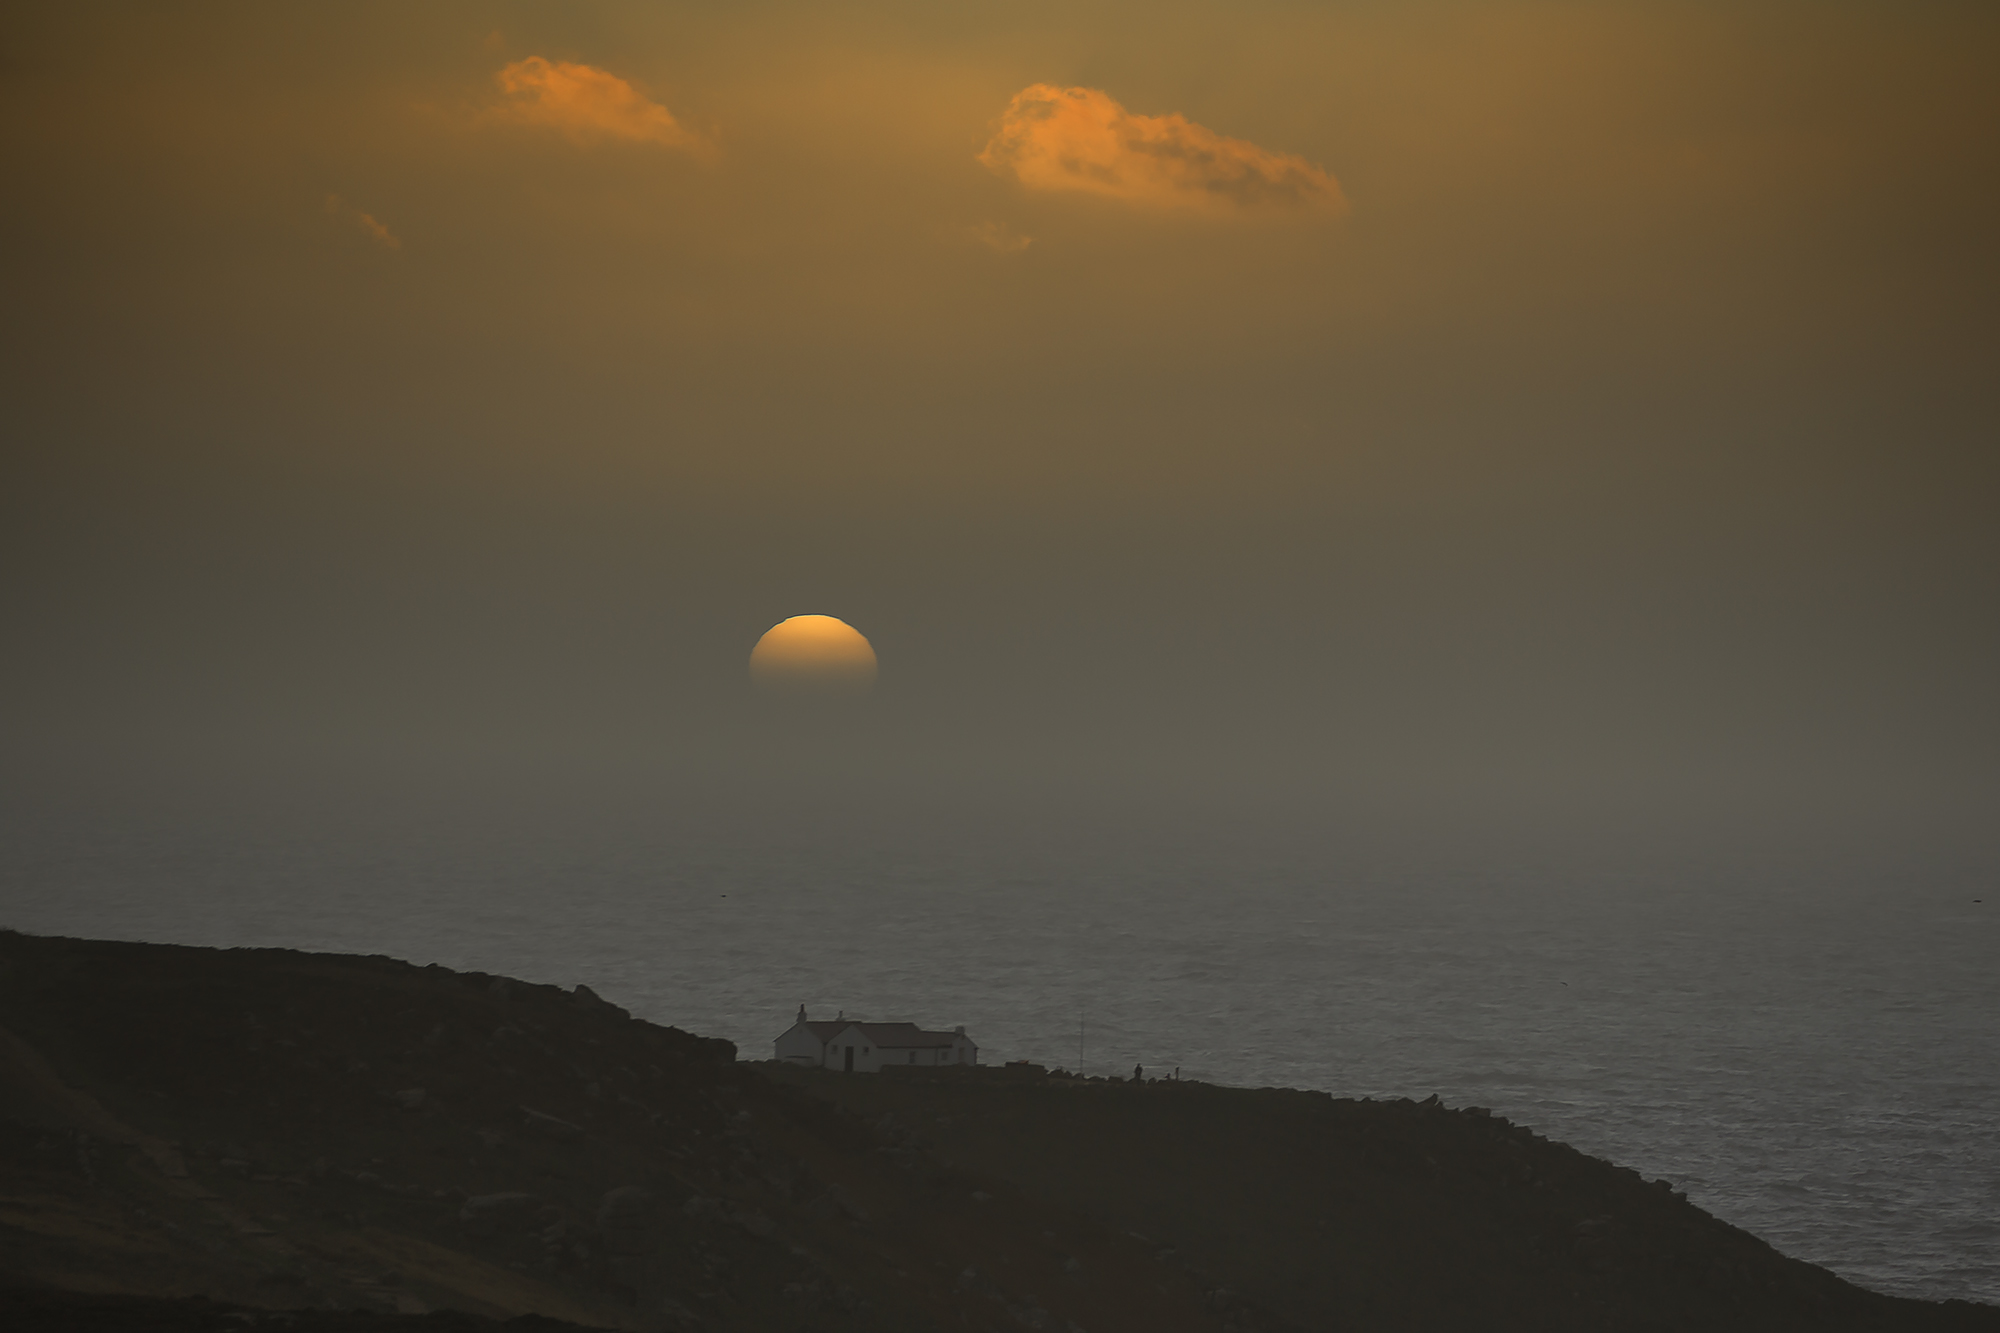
xmin=4 ymin=1 xmax=1996 ymax=850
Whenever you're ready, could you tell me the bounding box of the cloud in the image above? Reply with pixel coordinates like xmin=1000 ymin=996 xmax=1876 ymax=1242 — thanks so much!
xmin=492 ymin=56 xmax=706 ymax=153
xmin=967 ymin=221 xmax=1032 ymax=254
xmin=979 ymin=84 xmax=1346 ymax=218
xmin=324 ymin=194 xmax=400 ymax=250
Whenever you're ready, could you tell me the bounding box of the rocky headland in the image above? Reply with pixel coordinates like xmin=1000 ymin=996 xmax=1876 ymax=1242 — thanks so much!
xmin=0 ymin=931 xmax=1992 ymax=1332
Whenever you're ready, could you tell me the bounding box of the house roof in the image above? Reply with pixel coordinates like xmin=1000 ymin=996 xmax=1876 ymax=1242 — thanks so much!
xmin=798 ymin=1020 xmax=969 ymax=1049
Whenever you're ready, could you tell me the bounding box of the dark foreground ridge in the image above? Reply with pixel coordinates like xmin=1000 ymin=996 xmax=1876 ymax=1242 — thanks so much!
xmin=0 ymin=933 xmax=1992 ymax=1333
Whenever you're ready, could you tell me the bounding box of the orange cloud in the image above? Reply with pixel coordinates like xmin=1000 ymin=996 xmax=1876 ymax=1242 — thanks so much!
xmin=353 ymin=212 xmax=399 ymax=249
xmin=325 ymin=194 xmax=400 ymax=250
xmin=979 ymin=84 xmax=1346 ymax=218
xmin=967 ymin=220 xmax=1032 ymax=253
xmin=492 ymin=56 xmax=705 ymax=153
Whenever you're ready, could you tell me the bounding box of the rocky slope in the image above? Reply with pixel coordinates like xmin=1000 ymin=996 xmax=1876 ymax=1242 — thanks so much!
xmin=0 ymin=931 xmax=1992 ymax=1333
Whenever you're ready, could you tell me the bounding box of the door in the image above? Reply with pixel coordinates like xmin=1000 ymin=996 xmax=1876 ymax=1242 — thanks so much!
xmin=843 ymin=1045 xmax=854 ymax=1072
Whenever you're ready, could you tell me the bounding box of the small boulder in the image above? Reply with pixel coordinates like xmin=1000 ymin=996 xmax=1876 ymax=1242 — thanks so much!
xmin=598 ymin=1186 xmax=657 ymax=1256
xmin=572 ymin=983 xmax=630 ymax=1020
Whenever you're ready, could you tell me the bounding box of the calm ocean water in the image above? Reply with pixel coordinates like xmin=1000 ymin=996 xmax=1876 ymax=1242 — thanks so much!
xmin=4 ymin=774 xmax=1995 ymax=1305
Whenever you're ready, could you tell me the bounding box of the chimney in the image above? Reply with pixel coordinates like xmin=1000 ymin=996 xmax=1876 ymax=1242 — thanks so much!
xmin=954 ymin=1025 xmax=965 ymax=1036
xmin=797 ymin=1004 xmax=806 ymax=1022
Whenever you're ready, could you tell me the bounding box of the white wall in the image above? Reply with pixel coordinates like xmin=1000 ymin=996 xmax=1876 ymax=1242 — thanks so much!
xmin=822 ymin=1025 xmax=877 ymax=1072
xmin=772 ymin=1022 xmax=824 ymax=1065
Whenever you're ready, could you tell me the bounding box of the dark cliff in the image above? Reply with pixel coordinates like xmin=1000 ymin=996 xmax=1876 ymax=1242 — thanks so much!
xmin=0 ymin=932 xmax=1991 ymax=1332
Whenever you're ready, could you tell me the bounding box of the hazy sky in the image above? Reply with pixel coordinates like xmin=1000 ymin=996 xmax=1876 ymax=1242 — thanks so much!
xmin=4 ymin=1 xmax=1995 ymax=847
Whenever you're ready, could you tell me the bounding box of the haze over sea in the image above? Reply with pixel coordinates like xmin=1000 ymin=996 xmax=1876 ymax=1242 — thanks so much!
xmin=5 ymin=769 xmax=1995 ymax=1307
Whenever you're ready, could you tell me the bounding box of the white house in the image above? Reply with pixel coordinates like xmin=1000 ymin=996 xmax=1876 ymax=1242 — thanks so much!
xmin=773 ymin=1006 xmax=978 ymax=1072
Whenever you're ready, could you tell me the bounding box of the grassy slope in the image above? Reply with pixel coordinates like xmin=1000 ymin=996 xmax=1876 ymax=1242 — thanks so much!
xmin=0 ymin=931 xmax=1992 ymax=1333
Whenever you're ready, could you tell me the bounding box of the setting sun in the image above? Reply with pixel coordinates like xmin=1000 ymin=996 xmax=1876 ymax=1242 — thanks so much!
xmin=748 ymin=614 xmax=878 ymax=693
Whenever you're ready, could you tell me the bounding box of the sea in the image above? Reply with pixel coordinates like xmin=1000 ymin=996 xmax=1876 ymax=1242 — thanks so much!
xmin=4 ymin=768 xmax=1995 ymax=1306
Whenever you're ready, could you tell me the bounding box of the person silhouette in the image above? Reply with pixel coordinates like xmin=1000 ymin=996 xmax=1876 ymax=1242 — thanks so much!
xmin=1134 ymin=1063 xmax=1144 ymax=1082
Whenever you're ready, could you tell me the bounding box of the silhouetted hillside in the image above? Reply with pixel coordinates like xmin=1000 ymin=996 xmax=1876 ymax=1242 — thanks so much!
xmin=0 ymin=932 xmax=1992 ymax=1333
